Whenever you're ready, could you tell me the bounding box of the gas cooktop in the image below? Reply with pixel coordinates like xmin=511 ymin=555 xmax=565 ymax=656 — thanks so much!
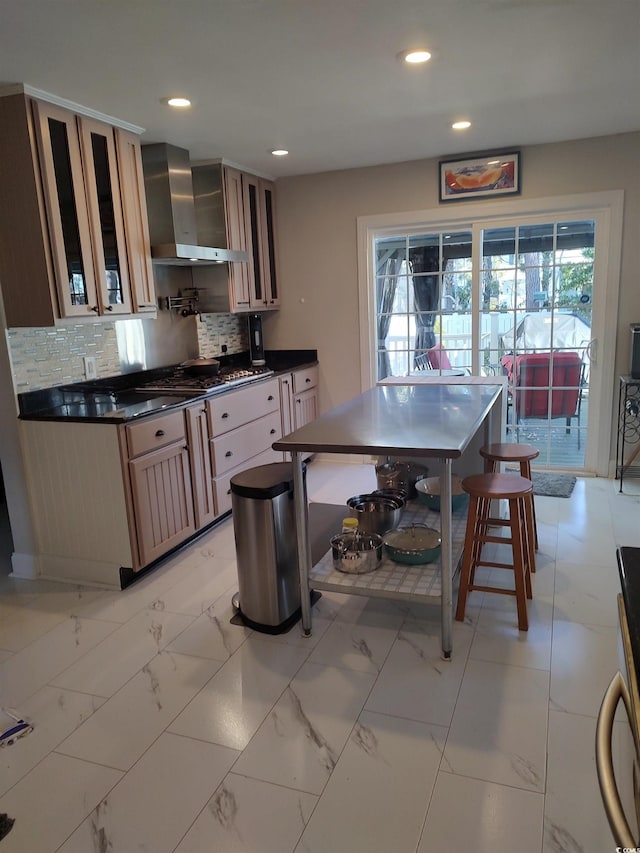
xmin=136 ymin=365 xmax=274 ymax=396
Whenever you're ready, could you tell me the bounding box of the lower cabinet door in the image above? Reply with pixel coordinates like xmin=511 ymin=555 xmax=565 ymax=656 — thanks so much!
xmin=294 ymin=386 xmax=318 ymax=429
xmin=129 ymin=440 xmax=196 ymax=567
xmin=186 ymin=403 xmax=216 ymax=530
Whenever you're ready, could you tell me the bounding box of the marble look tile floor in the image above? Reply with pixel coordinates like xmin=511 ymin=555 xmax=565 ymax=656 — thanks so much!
xmin=0 ymin=462 xmax=636 ymax=852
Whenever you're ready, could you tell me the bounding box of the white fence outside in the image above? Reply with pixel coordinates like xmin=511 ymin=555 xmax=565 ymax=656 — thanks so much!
xmin=385 ymin=312 xmax=516 ymax=375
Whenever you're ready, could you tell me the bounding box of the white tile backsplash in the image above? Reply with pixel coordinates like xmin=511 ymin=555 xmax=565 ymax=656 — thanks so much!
xmin=196 ymin=313 xmax=249 ymax=358
xmin=7 ymin=323 xmax=121 ymax=391
xmin=7 ymin=312 xmax=249 ymax=392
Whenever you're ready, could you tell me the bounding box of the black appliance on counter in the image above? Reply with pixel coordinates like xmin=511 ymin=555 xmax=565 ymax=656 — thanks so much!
xmin=249 ymin=313 xmax=266 ymax=366
xmin=631 ymin=324 xmax=640 ymax=379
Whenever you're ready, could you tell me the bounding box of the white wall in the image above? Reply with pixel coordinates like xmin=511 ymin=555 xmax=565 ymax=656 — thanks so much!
xmin=266 ymin=133 xmax=640 ymax=446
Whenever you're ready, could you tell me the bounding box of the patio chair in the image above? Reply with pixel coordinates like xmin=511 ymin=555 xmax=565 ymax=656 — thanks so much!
xmin=426 ymin=343 xmax=453 ymax=370
xmin=501 ymin=351 xmax=584 ymax=445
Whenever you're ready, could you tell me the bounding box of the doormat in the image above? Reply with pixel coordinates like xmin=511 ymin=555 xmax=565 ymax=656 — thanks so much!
xmin=507 ymin=470 xmax=577 ymax=498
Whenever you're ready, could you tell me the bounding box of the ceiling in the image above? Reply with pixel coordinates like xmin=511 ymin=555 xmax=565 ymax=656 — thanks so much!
xmin=1 ymin=0 xmax=639 ymax=179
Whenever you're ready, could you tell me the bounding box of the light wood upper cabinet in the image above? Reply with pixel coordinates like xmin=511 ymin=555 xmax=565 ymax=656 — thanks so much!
xmin=79 ymin=114 xmax=133 ymax=315
xmin=191 ymin=162 xmax=280 ymax=314
xmin=242 ymin=173 xmax=280 ymax=310
xmin=32 ymin=101 xmax=102 ymax=318
xmin=0 ymin=93 xmax=156 ymax=327
xmin=115 ymin=129 xmax=156 ymax=313
xmin=223 ymin=166 xmax=252 ymax=310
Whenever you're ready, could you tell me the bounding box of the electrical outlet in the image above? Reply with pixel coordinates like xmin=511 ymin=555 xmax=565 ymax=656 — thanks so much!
xmin=219 ymin=336 xmax=229 ymax=353
xmin=83 ymin=356 xmax=97 ymax=380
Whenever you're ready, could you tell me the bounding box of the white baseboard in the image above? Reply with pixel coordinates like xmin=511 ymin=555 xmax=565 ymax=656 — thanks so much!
xmin=9 ymin=551 xmax=38 ymax=579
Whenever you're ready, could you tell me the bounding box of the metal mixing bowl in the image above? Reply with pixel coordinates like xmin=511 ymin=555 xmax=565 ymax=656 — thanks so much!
xmin=415 ymin=476 xmax=468 ymax=512
xmin=346 ymin=493 xmax=405 ymax=535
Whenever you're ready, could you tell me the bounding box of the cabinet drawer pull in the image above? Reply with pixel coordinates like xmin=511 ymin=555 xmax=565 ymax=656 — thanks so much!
xmin=105 ymin=305 xmax=113 ymax=312
xmin=155 ymin=429 xmax=165 ymax=437
xmin=225 ymin=450 xmax=233 ymax=457
xmin=268 ymin=395 xmax=274 ymax=401
xmin=270 ymin=428 xmax=276 ymax=434
xmin=221 ymin=412 xmax=229 ymax=419
xmin=91 ymin=305 xmax=99 ymax=313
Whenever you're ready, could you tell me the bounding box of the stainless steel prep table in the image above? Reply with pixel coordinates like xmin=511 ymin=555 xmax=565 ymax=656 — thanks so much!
xmin=273 ymin=381 xmax=504 ymax=659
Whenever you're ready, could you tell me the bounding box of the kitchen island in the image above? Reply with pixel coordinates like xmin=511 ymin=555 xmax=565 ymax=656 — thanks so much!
xmin=273 ymin=379 xmax=505 ymax=659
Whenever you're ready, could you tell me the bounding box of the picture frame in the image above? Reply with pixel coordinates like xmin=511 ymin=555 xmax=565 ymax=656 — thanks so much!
xmin=439 ymin=150 xmax=521 ymax=202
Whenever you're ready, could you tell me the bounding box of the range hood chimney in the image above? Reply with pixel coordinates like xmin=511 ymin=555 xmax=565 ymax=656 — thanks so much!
xmin=141 ymin=143 xmax=247 ymax=265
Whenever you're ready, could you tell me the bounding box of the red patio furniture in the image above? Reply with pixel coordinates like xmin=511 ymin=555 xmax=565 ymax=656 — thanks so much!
xmin=501 ymin=351 xmax=584 ymax=444
xmin=426 ymin=343 xmax=453 ymax=370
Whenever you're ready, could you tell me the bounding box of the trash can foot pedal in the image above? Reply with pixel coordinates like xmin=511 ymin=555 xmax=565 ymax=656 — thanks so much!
xmin=230 ymin=591 xmax=321 ymax=635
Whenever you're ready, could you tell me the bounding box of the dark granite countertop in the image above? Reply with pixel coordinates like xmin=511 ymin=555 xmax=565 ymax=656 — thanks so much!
xmin=18 ymin=349 xmax=318 ymax=424
xmin=617 ymin=547 xmax=640 ymax=685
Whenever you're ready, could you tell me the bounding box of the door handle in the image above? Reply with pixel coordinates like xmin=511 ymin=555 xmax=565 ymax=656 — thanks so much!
xmin=155 ymin=430 xmax=165 ymax=437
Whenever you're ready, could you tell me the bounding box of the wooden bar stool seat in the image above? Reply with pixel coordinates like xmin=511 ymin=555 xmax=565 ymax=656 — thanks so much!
xmin=480 ymin=443 xmax=539 ymax=555
xmin=455 ymin=473 xmax=534 ymax=631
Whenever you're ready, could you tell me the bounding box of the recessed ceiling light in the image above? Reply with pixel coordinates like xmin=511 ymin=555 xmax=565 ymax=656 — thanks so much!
xmin=166 ymin=97 xmax=191 ymax=108
xmin=271 ymin=149 xmax=289 ymax=156
xmin=401 ymin=49 xmax=432 ymax=64
xmin=451 ymin=120 xmax=471 ymax=130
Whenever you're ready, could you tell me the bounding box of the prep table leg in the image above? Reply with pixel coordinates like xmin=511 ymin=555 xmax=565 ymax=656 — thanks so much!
xmin=440 ymin=458 xmax=453 ymax=659
xmin=292 ymin=451 xmax=313 ymax=636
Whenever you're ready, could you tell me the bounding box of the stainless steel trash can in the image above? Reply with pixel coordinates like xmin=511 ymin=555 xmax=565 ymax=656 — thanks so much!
xmin=230 ymin=462 xmax=306 ymax=633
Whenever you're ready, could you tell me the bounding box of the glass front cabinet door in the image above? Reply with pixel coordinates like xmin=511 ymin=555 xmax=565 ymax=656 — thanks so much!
xmin=32 ymin=101 xmax=132 ymax=317
xmin=242 ymin=173 xmax=280 ymax=311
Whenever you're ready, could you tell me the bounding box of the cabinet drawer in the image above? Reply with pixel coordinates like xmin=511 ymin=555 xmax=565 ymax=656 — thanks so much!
xmin=292 ymin=365 xmax=318 ymax=394
xmin=210 ymin=410 xmax=282 ymax=476
xmin=213 ymin=447 xmax=284 ymax=517
xmin=207 ymin=378 xmax=280 ymax=436
xmin=125 ymin=410 xmax=186 ymax=458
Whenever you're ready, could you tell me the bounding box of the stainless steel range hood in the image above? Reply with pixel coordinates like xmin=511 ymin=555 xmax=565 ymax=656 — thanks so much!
xmin=141 ymin=143 xmax=248 ymax=266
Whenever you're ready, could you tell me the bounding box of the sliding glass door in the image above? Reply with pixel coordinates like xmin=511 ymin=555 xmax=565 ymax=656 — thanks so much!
xmin=367 ymin=196 xmax=621 ymax=474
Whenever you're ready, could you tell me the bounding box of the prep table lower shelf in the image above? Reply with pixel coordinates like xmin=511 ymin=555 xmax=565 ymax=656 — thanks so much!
xmin=309 ymin=500 xmax=469 ymax=603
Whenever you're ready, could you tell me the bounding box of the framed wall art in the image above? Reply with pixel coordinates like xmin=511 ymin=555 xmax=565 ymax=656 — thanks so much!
xmin=439 ymin=151 xmax=520 ymax=202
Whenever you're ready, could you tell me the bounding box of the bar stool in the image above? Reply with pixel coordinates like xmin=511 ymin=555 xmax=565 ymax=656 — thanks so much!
xmin=480 ymin=443 xmax=539 ymax=555
xmin=455 ymin=473 xmax=534 ymax=631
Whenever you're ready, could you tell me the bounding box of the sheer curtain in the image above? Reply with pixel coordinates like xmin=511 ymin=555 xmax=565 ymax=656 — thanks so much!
xmin=376 ymin=257 xmax=399 ymax=379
